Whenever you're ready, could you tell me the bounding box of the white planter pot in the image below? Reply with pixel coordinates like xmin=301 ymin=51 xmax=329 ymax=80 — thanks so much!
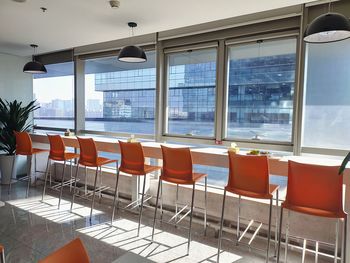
xmin=0 ymin=155 xmax=16 ymax=185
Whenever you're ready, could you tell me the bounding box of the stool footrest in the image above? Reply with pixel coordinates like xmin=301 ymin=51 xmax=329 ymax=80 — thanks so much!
xmin=51 ymin=178 xmax=77 ymax=190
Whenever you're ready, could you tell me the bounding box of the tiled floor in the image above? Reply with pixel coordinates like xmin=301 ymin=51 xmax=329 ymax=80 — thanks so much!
xmin=0 ymin=182 xmax=334 ymax=263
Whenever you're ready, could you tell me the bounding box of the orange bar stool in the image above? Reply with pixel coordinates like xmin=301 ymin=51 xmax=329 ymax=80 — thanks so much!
xmin=277 ymin=161 xmax=347 ymax=263
xmin=152 ymin=146 xmax=208 ymax=255
xmin=70 ymin=137 xmax=118 ymax=220
xmin=111 ymin=140 xmax=161 ymax=236
xmin=38 ymin=238 xmax=89 ymax=263
xmin=9 ymin=131 xmax=48 ymax=197
xmin=41 ymin=135 xmax=79 ymax=209
xmin=0 ymin=244 xmax=5 ymax=263
xmin=217 ymin=152 xmax=279 ymax=263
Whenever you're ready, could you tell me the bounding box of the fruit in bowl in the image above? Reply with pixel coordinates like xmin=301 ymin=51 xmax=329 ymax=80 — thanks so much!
xmin=248 ymin=149 xmax=260 ymax=155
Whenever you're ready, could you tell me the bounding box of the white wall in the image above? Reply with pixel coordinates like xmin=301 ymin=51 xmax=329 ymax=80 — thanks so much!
xmin=0 ymin=53 xmax=33 ymax=102
xmin=0 ymin=53 xmax=33 ymax=175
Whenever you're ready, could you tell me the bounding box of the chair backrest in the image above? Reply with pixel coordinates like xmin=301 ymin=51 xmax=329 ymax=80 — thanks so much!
xmin=227 ymin=152 xmax=270 ymax=196
xmin=119 ymin=140 xmax=145 ymax=173
xmin=161 ymin=145 xmax=193 ymax=182
xmin=47 ymin=135 xmax=66 ymax=159
xmin=38 ymin=238 xmax=90 ymax=263
xmin=14 ymin=131 xmax=32 ymax=155
xmin=77 ymin=137 xmax=97 ymax=165
xmin=286 ymin=160 xmax=344 ymax=214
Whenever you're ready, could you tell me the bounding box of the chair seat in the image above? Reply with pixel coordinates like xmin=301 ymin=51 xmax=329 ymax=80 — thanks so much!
xmin=282 ymin=202 xmax=347 ymax=219
xmin=79 ymin=157 xmax=117 ymax=167
xmin=160 ymin=172 xmax=207 ymax=185
xmin=50 ymin=152 xmax=80 ymax=161
xmin=225 ymin=184 xmax=279 ymax=199
xmin=120 ymin=164 xmax=161 ymax=176
xmin=16 ymin=148 xmax=48 ymax=156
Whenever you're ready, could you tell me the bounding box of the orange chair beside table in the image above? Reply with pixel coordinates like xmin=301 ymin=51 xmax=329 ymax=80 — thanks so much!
xmin=70 ymin=137 xmax=118 ymax=220
xmin=42 ymin=134 xmax=80 ymax=209
xmin=277 ymin=161 xmax=348 ymax=263
xmin=110 ymin=140 xmax=161 ymax=236
xmin=152 ymin=146 xmax=208 ymax=255
xmin=217 ymin=152 xmax=279 ymax=263
xmin=38 ymin=238 xmax=89 ymax=263
xmin=9 ymin=131 xmax=48 ymax=197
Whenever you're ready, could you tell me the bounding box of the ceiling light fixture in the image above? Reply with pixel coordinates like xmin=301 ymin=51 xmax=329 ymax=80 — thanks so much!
xmin=304 ymin=1 xmax=350 ymax=43
xmin=118 ymin=22 xmax=147 ymax=63
xmin=23 ymin=44 xmax=47 ymax=74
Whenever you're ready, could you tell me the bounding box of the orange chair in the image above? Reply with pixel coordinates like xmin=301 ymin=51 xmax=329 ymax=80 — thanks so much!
xmin=0 ymin=244 xmax=5 ymax=263
xmin=152 ymin=146 xmax=208 ymax=255
xmin=9 ymin=131 xmax=48 ymax=197
xmin=277 ymin=161 xmax=347 ymax=263
xmin=217 ymin=152 xmax=279 ymax=263
xmin=41 ymin=135 xmax=80 ymax=209
xmin=70 ymin=137 xmax=118 ymax=220
xmin=38 ymin=238 xmax=89 ymax=263
xmin=111 ymin=140 xmax=161 ymax=236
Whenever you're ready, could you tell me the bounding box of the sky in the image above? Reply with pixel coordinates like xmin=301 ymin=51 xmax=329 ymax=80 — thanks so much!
xmin=33 ymin=74 xmax=103 ymax=103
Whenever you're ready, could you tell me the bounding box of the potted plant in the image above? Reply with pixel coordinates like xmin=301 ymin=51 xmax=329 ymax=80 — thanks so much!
xmin=0 ymin=99 xmax=39 ymax=184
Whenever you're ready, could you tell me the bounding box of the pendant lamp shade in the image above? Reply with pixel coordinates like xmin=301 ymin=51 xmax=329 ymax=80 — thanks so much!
xmin=118 ymin=22 xmax=147 ymax=63
xmin=118 ymin=45 xmax=147 ymax=62
xmin=304 ymin=12 xmax=350 ymax=43
xmin=23 ymin=44 xmax=47 ymax=74
xmin=23 ymin=60 xmax=47 ymax=74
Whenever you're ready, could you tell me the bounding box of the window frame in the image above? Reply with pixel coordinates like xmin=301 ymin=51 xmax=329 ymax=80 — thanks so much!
xmin=222 ymin=34 xmax=299 ymax=147
xmin=162 ymin=42 xmax=219 ymax=140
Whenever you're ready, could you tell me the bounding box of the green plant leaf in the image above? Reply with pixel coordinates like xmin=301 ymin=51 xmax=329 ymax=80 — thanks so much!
xmin=339 ymin=151 xmax=350 ymax=175
xmin=0 ymin=98 xmax=40 ymax=155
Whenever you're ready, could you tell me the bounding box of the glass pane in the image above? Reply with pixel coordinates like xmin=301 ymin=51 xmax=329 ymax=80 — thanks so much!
xmin=166 ymin=48 xmax=217 ymax=137
xmin=226 ymin=39 xmax=297 ymax=142
xmin=84 ymin=51 xmax=156 ymax=134
xmin=302 ymin=39 xmax=350 ymax=149
xmin=33 ymin=62 xmax=74 ymax=129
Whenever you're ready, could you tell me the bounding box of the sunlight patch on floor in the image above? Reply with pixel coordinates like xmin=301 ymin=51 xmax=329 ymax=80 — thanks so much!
xmin=7 ymin=195 xmax=104 ymax=223
xmin=77 ymin=218 xmax=242 ymax=263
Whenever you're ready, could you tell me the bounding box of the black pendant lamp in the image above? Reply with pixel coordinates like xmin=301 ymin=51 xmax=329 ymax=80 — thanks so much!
xmin=118 ymin=22 xmax=147 ymax=63
xmin=23 ymin=44 xmax=47 ymax=74
xmin=304 ymin=2 xmax=350 ymax=43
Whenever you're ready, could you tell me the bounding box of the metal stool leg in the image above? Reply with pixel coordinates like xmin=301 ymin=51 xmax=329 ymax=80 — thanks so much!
xmin=217 ymin=189 xmax=227 ymax=263
xmin=160 ymin=180 xmax=163 ymax=221
xmin=152 ymin=179 xmax=161 ymax=242
xmin=137 ymin=174 xmax=147 ymax=237
xmin=187 ymin=183 xmax=196 ymax=255
xmin=90 ymin=167 xmax=99 ymax=221
xmin=175 ymin=184 xmax=179 ymax=227
xmin=275 ymin=189 xmax=279 ymax=257
xmin=284 ymin=210 xmax=290 ymax=263
xmin=58 ymin=161 xmax=67 ymax=209
xmin=69 ymin=159 xmax=73 ymax=192
xmin=70 ymin=164 xmax=80 ymax=211
xmin=276 ymin=207 xmax=284 ymax=263
xmin=335 ymin=219 xmax=339 ymax=263
xmin=266 ymin=197 xmax=273 ymax=263
xmin=26 ymin=155 xmax=33 ymax=198
xmin=204 ymin=176 xmax=208 ymax=235
xmin=41 ymin=158 xmax=51 ymax=201
xmin=237 ymin=195 xmax=241 ymax=243
xmin=343 ymin=216 xmax=347 ymax=263
xmin=111 ymin=165 xmax=120 ymax=225
xmin=8 ymin=154 xmax=17 ymax=195
xmin=84 ymin=166 xmax=88 ymax=194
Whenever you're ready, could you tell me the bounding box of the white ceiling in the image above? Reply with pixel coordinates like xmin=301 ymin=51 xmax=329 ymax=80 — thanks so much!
xmin=0 ymin=0 xmax=317 ymax=56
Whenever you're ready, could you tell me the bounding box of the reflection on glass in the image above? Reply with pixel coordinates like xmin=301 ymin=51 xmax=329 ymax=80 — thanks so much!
xmin=226 ymin=39 xmax=297 ymax=142
xmin=33 ymin=62 xmax=74 ymax=129
xmin=166 ymin=48 xmax=217 ymax=137
xmin=302 ymin=39 xmax=350 ymax=149
xmin=84 ymin=51 xmax=156 ymax=134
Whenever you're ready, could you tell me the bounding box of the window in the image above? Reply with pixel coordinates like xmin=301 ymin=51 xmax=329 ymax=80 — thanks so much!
xmin=226 ymin=38 xmax=297 ymax=142
xmin=302 ymin=39 xmax=350 ymax=150
xmin=165 ymin=48 xmax=217 ymax=137
xmin=84 ymin=51 xmax=156 ymax=135
xmin=33 ymin=62 xmax=74 ymax=129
